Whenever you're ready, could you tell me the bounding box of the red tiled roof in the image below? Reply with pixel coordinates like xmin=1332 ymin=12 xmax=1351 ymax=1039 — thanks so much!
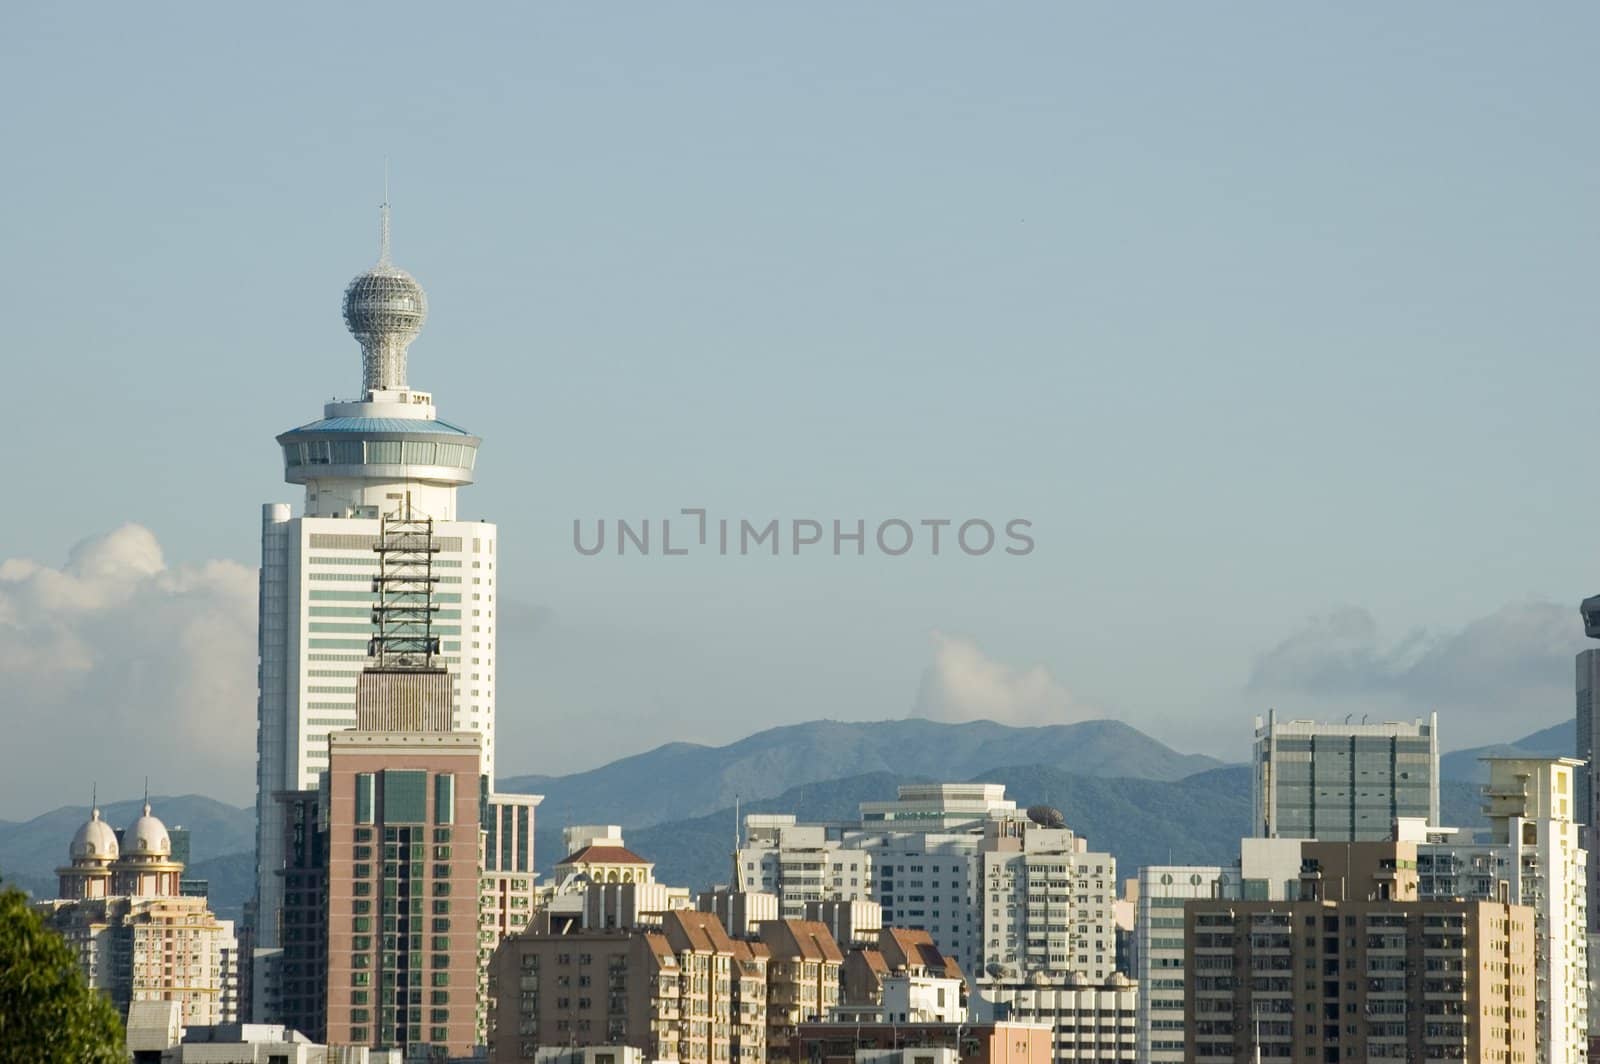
xmin=558 ymin=845 xmax=650 ymax=865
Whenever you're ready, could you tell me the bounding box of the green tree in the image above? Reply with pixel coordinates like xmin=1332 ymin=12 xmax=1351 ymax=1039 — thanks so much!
xmin=0 ymin=882 xmax=125 ymax=1063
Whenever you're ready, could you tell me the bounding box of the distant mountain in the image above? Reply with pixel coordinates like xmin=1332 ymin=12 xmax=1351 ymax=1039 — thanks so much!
xmin=499 ymin=718 xmax=1224 ymax=831
xmin=542 ymin=764 xmax=1256 ymax=893
xmin=0 ymin=795 xmax=254 ymax=906
xmin=1440 ymin=719 xmax=1574 ymax=782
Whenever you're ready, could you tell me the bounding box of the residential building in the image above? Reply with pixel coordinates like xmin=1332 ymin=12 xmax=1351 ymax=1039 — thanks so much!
xmin=1408 ymin=757 xmax=1589 ymax=1064
xmin=840 ymin=927 xmax=962 ymax=1013
xmin=759 ymin=920 xmax=845 ymax=1062
xmin=1251 ymin=709 xmax=1439 ymax=840
xmin=39 ymin=800 xmax=239 ymax=1028
xmin=789 ymin=1020 xmax=1051 ymax=1064
xmin=804 ymin=900 xmax=882 ymax=950
xmin=738 ymin=815 xmax=872 ymax=919
xmin=1183 ymin=843 xmax=1536 ymax=1063
xmin=970 ymin=974 xmax=1137 ymax=1063
xmin=1133 ymin=866 xmax=1223 ymax=1064
xmin=488 ymin=910 xmax=752 ymax=1064
xmin=977 ymin=813 xmax=1116 ymax=983
xmin=255 ymin=204 xmax=500 ymax=954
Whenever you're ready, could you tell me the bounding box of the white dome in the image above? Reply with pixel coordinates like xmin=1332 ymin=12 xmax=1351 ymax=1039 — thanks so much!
xmin=122 ymin=803 xmax=171 ymax=858
xmin=69 ymin=807 xmax=119 ymax=862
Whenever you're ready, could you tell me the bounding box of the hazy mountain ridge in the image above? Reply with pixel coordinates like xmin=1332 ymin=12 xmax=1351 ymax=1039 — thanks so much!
xmin=0 ymin=717 xmax=1544 ymax=925
xmin=498 ymin=717 xmax=1226 ymax=829
xmin=1439 ymin=719 xmax=1573 ymax=782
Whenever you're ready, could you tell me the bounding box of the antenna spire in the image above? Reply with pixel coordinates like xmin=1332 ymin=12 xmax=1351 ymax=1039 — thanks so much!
xmin=91 ymin=783 xmax=98 ymax=816
xmin=378 ymin=159 xmax=392 ymax=266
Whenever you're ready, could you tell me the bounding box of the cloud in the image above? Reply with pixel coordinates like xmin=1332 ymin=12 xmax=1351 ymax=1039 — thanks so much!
xmin=911 ymin=631 xmax=1097 ymax=727
xmin=0 ymin=525 xmax=258 ymax=815
xmin=1247 ymin=601 xmax=1583 ymax=741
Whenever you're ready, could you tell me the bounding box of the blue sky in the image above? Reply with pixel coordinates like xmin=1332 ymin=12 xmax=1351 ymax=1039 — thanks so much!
xmin=2 ymin=4 xmax=1597 ymax=812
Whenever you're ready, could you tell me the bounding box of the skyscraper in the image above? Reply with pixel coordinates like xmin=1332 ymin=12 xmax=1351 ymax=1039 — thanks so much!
xmin=254 ymin=205 xmax=499 ymax=952
xmin=1251 ymin=709 xmax=1439 ymax=840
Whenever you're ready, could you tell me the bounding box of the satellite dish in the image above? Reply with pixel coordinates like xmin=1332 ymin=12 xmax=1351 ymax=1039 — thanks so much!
xmin=1026 ymin=805 xmax=1065 ymax=829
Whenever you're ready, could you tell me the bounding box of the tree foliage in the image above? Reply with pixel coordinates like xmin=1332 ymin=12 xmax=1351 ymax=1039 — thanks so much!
xmin=0 ymin=883 xmax=125 ymax=1063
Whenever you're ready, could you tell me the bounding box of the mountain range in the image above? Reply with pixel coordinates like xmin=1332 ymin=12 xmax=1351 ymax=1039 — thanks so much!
xmin=498 ymin=718 xmax=1224 ymax=829
xmin=0 ymin=714 xmax=1569 ymax=925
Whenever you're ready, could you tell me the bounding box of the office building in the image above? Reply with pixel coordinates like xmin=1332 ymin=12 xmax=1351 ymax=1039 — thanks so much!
xmin=255 ymin=204 xmax=499 ymax=952
xmin=1251 ymin=709 xmax=1439 ymax=840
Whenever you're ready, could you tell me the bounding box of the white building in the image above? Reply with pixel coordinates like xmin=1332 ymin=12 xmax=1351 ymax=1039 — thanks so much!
xmin=254 ymin=206 xmax=499 ymax=949
xmin=1409 ymin=757 xmax=1589 ymax=1064
xmin=977 ymin=815 xmax=1116 ymax=984
xmin=1132 ymin=840 xmax=1303 ymax=1064
xmin=880 ymin=972 xmax=965 ymax=1024
xmin=1133 ymin=866 xmax=1223 ymax=1064
xmin=738 ymin=786 xmax=1118 ymax=984
xmin=738 ymin=815 xmax=873 ymax=918
xmin=970 ymin=974 xmax=1138 ymax=1063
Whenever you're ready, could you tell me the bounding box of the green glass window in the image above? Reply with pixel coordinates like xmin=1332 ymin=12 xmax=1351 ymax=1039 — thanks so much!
xmin=435 ymin=773 xmax=454 ymax=825
xmin=355 ymin=773 xmax=375 ymax=824
xmin=383 ymin=770 xmax=427 ymax=823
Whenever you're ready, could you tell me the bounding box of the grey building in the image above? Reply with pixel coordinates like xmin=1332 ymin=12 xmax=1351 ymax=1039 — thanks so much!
xmin=1251 ymin=709 xmax=1438 ymax=840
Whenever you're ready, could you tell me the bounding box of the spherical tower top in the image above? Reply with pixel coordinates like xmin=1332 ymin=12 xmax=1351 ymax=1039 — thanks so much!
xmin=344 ymin=202 xmax=427 ymax=394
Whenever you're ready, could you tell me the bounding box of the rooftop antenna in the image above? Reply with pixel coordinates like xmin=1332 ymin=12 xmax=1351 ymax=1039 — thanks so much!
xmin=91 ymin=783 xmax=98 ymax=816
xmin=731 ymin=795 xmax=742 ymax=892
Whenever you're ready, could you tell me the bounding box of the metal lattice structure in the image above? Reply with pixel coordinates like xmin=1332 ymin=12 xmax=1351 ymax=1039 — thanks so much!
xmin=368 ymin=507 xmax=441 ymax=668
xmin=343 ymin=202 xmax=427 ymax=393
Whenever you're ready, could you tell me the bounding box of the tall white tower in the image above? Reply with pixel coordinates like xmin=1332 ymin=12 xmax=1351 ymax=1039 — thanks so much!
xmin=253 ymin=205 xmax=499 ymax=951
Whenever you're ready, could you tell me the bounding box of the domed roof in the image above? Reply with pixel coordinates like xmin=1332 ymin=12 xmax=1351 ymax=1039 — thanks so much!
xmin=69 ymin=807 xmax=119 ymax=862
xmin=122 ymin=802 xmax=171 ymax=858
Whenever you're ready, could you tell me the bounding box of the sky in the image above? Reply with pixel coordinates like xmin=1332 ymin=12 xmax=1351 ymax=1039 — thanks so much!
xmin=1 ymin=3 xmax=1598 ymax=816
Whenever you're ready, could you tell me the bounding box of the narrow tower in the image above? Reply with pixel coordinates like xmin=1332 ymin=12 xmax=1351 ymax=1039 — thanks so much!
xmin=252 ymin=204 xmax=500 ymax=972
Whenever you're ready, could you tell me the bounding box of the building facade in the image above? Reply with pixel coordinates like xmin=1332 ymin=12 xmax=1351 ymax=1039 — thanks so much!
xmin=1251 ymin=709 xmax=1439 ymax=840
xmin=738 ymin=815 xmax=872 ymax=920
xmin=1185 ymin=896 xmax=1534 ymax=1063
xmin=1133 ymin=866 xmax=1223 ymax=1064
xmin=255 ymin=207 xmax=499 ymax=951
xmin=970 ymin=975 xmax=1137 ymax=1064
xmin=39 ymin=801 xmax=238 ymax=1028
xmin=1410 ymin=757 xmax=1589 ymax=1064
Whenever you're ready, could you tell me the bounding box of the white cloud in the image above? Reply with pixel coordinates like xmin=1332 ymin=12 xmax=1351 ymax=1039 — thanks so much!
xmin=911 ymin=631 xmax=1097 ymax=727
xmin=0 ymin=525 xmax=257 ymax=814
xmin=1247 ymin=601 xmax=1582 ymax=744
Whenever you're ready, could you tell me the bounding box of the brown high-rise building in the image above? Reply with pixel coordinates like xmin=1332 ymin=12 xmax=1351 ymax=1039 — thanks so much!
xmin=1182 ymin=841 xmax=1537 ymax=1063
xmin=323 ymin=721 xmax=485 ymax=1054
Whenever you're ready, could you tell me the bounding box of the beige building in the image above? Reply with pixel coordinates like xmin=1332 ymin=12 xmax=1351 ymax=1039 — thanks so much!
xmin=488 ymin=909 xmax=754 ymax=1064
xmin=39 ymin=800 xmax=238 ymax=1027
xmin=759 ymin=920 xmax=844 ymax=1063
xmin=1183 ymin=842 xmax=1537 ymax=1063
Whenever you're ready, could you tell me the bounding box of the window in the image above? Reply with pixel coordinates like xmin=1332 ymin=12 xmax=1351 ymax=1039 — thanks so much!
xmin=355 ymin=773 xmax=375 ymax=824
xmin=383 ymin=770 xmax=428 ymax=823
xmin=435 ymin=774 xmax=455 ymax=824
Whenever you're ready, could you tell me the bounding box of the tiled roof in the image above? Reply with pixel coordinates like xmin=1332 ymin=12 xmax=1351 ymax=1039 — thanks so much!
xmin=760 ymin=919 xmax=845 ymax=963
xmin=558 ymin=845 xmax=651 ymax=865
xmin=666 ymin=910 xmax=738 ymax=954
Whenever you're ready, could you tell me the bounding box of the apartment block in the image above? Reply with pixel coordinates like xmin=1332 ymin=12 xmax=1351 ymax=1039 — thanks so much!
xmin=488 ymin=910 xmax=756 ymax=1064
xmin=738 ymin=816 xmax=872 ymax=919
xmin=759 ymin=920 xmax=845 ymax=1063
xmin=970 ymin=974 xmax=1137 ymax=1063
xmin=1408 ymin=757 xmax=1589 ymax=1064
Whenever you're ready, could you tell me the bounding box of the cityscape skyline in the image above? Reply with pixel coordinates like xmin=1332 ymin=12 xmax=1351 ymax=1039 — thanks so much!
xmin=3 ymin=5 xmax=1598 ymax=816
